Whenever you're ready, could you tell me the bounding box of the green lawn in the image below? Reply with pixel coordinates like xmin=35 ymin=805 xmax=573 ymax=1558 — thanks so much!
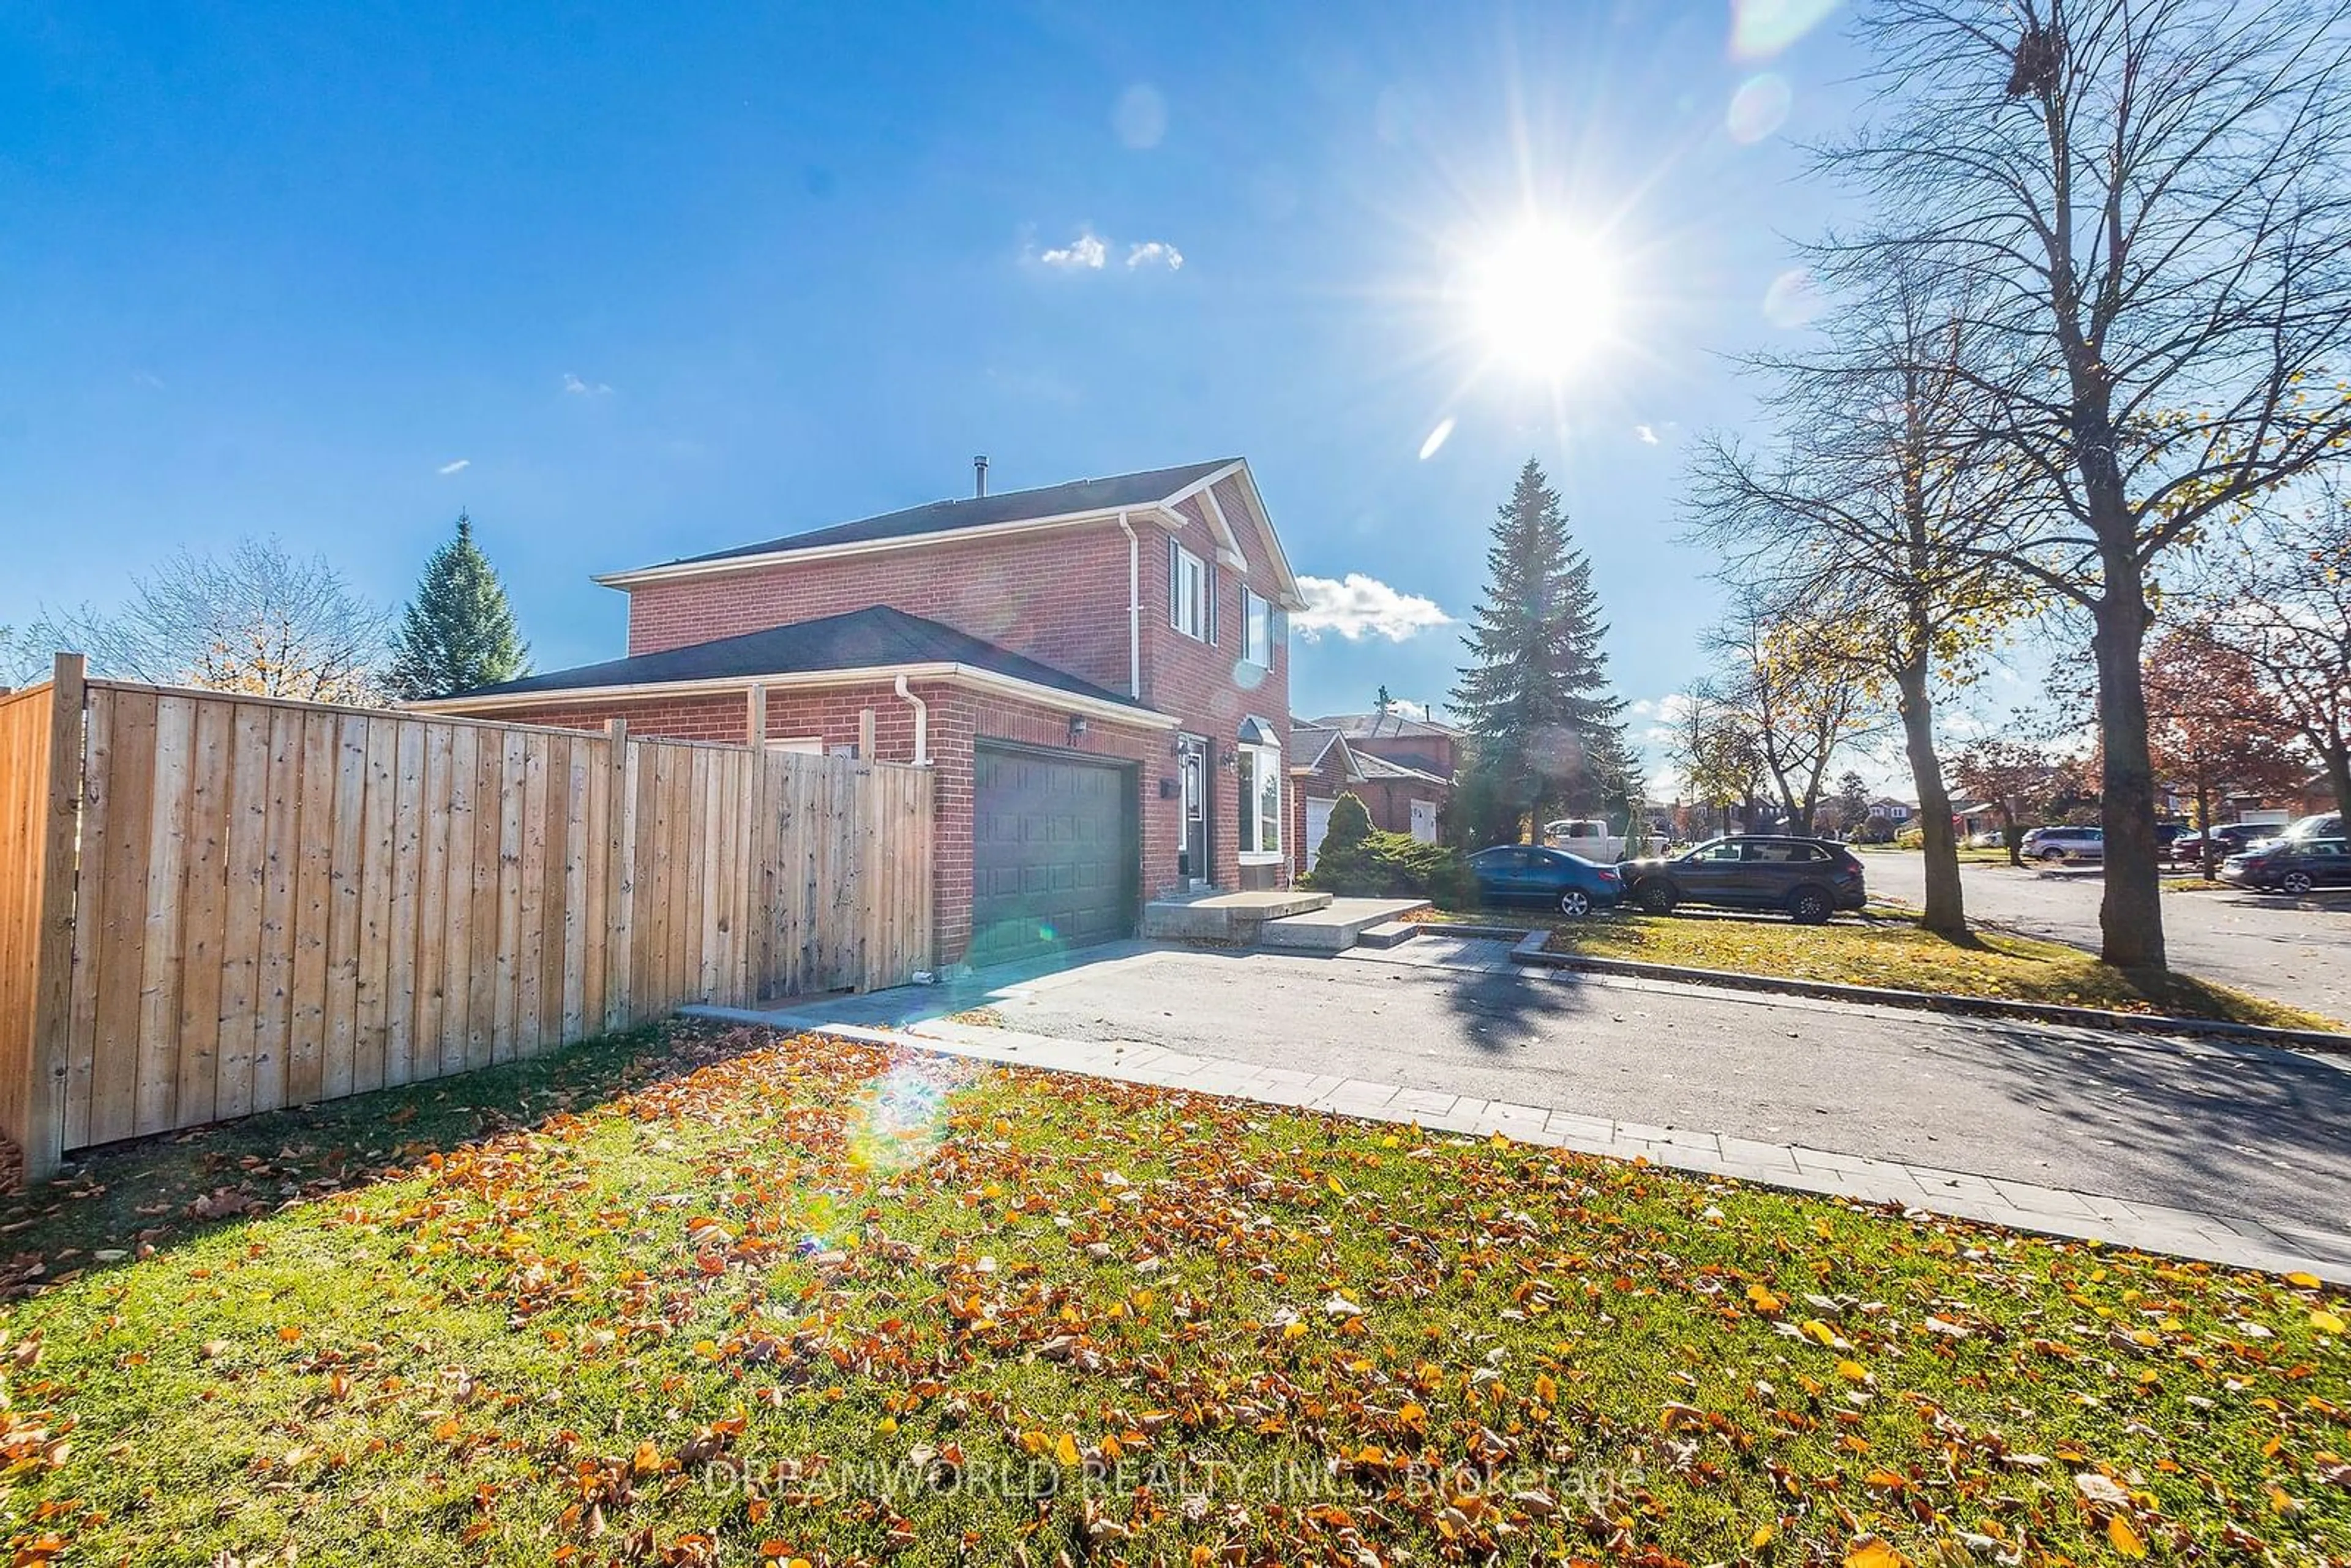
xmin=0 ymin=1022 xmax=2346 ymax=1565
xmin=1525 ymin=912 xmax=2341 ymax=1032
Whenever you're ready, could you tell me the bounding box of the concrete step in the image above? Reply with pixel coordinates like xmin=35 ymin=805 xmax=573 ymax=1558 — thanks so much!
xmin=1142 ymin=890 xmax=1332 ymax=941
xmin=1355 ymin=919 xmax=1423 ymax=949
xmin=1258 ymin=897 xmax=1433 ymax=953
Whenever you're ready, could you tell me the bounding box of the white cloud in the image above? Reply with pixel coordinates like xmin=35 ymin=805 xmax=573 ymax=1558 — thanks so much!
xmin=1126 ymin=239 xmax=1183 ymax=271
xmin=562 ymin=372 xmax=612 ymax=396
xmin=131 ymin=369 xmax=165 ymax=390
xmin=437 ymin=458 xmax=471 ymax=476
xmin=1633 ymin=424 xmax=1660 ymax=445
xmin=1384 ymin=698 xmax=1434 ymax=721
xmin=1038 ymin=231 xmax=1108 ymax=270
xmin=1292 ymin=574 xmax=1452 ymax=642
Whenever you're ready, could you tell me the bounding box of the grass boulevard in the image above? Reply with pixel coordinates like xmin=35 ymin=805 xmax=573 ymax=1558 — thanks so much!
xmin=1411 ymin=907 xmax=2341 ymax=1033
xmin=0 ymin=1022 xmax=2342 ymax=1565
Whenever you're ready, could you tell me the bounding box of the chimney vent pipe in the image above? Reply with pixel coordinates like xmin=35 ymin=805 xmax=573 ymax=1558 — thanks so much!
xmin=973 ymin=456 xmax=989 ymax=497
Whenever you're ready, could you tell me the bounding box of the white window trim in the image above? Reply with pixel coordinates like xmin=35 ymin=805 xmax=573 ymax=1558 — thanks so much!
xmin=1170 ymin=542 xmax=1207 ymax=641
xmin=1242 ymin=588 xmax=1271 ymax=667
xmin=765 ymin=736 xmax=825 ymax=756
xmin=1238 ymin=740 xmax=1283 ymax=863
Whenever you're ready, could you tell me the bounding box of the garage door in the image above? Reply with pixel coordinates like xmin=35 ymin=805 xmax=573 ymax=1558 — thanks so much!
xmin=970 ymin=745 xmax=1138 ymax=968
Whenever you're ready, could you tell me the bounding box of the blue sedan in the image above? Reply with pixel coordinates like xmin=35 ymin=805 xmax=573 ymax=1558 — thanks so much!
xmin=1468 ymin=844 xmax=1624 ymax=917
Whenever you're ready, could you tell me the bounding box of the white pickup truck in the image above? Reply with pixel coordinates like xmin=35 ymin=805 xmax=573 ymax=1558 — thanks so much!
xmin=1542 ymin=818 xmax=1666 ymax=863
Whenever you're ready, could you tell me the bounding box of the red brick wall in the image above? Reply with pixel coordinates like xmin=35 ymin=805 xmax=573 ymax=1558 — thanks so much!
xmin=1143 ymin=490 xmax=1292 ymax=890
xmin=624 ymin=526 xmax=1134 ymax=693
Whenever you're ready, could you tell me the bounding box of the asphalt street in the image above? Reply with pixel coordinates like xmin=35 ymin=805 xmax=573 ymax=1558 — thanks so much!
xmin=953 ymin=941 xmax=2351 ymax=1247
xmin=1859 ymin=851 xmax=2351 ymax=1024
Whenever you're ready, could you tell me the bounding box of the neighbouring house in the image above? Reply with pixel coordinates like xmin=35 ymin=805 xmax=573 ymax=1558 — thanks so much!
xmin=1286 ymin=719 xmax=1453 ymax=876
xmin=418 ymin=459 xmax=1307 ymax=969
xmin=1310 ymin=708 xmax=1461 ymax=780
xmin=1866 ymin=797 xmax=1916 ymax=823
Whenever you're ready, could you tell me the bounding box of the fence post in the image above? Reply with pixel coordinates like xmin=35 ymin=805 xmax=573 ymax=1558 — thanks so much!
xmin=603 ymin=717 xmax=629 ymax=1030
xmin=25 ymin=653 xmax=86 ymax=1180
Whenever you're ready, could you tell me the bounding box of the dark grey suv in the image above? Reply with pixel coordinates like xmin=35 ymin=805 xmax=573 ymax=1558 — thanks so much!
xmin=1619 ymin=836 xmax=1868 ymax=925
xmin=2220 ymin=836 xmax=2351 ymax=896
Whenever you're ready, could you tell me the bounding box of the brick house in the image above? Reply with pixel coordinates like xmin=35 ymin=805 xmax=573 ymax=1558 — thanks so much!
xmin=1286 ymin=718 xmax=1453 ymax=877
xmin=417 ymin=460 xmax=1307 ymax=970
xmin=1310 ymin=709 xmax=1461 ymax=781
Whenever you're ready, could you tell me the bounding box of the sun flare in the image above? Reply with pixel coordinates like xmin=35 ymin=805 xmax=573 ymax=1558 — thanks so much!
xmin=1467 ymin=222 xmax=1618 ymax=379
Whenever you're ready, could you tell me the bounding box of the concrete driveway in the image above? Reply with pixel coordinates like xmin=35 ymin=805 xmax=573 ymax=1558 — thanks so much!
xmin=784 ymin=937 xmax=2351 ymax=1260
xmin=1861 ymin=851 xmax=2351 ymax=1024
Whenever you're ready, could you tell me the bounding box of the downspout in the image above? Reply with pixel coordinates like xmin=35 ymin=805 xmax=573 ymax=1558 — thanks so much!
xmin=1116 ymin=511 xmax=1140 ymax=699
xmin=893 ymin=675 xmax=929 ymax=765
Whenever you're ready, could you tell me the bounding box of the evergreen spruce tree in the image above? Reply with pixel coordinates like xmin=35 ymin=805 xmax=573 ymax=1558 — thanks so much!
xmin=1449 ymin=459 xmax=1629 ymax=840
xmin=386 ymin=512 xmax=530 ymax=699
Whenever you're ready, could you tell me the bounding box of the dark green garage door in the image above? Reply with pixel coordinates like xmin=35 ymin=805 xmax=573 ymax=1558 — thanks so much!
xmin=970 ymin=744 xmax=1138 ymax=968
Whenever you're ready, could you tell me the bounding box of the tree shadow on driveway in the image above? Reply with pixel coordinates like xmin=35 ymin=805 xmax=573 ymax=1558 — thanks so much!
xmin=1971 ymin=1024 xmax=2351 ymax=1233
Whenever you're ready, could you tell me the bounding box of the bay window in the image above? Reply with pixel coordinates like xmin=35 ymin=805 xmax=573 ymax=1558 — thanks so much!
xmin=1237 ymin=740 xmax=1282 ymax=859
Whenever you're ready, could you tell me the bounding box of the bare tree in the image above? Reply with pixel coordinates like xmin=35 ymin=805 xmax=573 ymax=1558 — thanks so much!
xmin=1820 ymin=0 xmax=2351 ymax=969
xmin=2188 ymin=480 xmax=2351 ymax=819
xmin=1709 ymin=601 xmax=1889 ymax=838
xmin=1667 ymin=680 xmax=1766 ymax=837
xmin=26 ymin=538 xmax=391 ymax=703
xmin=1689 ymin=262 xmax=2031 ymax=936
xmin=0 ymin=626 xmax=49 ymax=689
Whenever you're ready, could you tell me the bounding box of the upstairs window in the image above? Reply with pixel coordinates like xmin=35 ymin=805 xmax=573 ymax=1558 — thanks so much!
xmin=1243 ymin=588 xmax=1271 ymax=667
xmin=1170 ymin=542 xmax=1207 ymax=640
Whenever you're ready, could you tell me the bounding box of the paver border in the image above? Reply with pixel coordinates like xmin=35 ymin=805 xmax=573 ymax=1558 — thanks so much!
xmin=1504 ymin=929 xmax=2351 ymax=1053
xmin=679 ymin=1003 xmax=2351 ymax=1286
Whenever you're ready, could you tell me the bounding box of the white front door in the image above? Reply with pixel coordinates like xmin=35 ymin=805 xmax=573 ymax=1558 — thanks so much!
xmin=1409 ymin=798 xmax=1438 ymax=843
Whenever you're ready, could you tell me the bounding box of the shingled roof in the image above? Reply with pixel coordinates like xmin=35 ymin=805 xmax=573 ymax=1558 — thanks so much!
xmin=439 ymin=605 xmax=1152 ymax=710
xmin=629 ymin=459 xmax=1242 ymax=572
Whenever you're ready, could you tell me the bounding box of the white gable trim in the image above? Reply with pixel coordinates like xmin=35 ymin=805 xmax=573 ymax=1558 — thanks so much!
xmin=1164 ymin=459 xmax=1305 ymax=612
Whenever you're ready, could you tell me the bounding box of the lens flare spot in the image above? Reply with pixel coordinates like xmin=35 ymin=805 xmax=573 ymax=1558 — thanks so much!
xmin=1763 ymin=267 xmax=1827 ymax=329
xmin=1419 ymin=416 xmax=1457 ymax=461
xmin=1726 ymin=73 xmax=1792 ymax=144
xmin=1730 ymin=0 xmax=1839 ymax=61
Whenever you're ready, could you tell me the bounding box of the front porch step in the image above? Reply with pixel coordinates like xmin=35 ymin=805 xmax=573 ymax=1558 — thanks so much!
xmin=1257 ymin=898 xmax=1433 ymax=953
xmin=1142 ymin=889 xmax=1332 ymax=942
xmin=1355 ymin=918 xmax=1423 ymax=949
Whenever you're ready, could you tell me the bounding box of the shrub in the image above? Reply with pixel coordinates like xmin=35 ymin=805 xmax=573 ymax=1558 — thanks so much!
xmin=1894 ymin=824 xmax=1925 ymax=849
xmin=1302 ymin=792 xmax=1474 ymax=907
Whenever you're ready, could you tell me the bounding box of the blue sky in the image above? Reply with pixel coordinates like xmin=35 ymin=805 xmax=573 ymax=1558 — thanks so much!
xmin=1 ymin=0 xmax=1872 ymax=782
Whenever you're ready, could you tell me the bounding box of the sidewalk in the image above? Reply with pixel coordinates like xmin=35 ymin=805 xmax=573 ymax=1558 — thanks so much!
xmin=689 ymin=940 xmax=2351 ymax=1286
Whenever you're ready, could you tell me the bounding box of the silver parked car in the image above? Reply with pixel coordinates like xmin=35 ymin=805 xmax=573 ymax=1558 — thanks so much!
xmin=2019 ymin=825 xmax=2104 ymax=862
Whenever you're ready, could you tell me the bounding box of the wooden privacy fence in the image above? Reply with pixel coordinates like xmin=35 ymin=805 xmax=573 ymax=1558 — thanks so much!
xmin=0 ymin=657 xmax=934 ymax=1179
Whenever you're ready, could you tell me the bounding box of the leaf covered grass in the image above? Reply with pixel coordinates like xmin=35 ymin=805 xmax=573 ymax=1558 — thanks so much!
xmin=1539 ymin=912 xmax=2342 ymax=1032
xmin=1 ymin=1022 xmax=2347 ymax=1566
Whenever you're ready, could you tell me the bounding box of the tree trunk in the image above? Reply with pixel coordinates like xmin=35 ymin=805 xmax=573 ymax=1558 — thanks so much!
xmin=2001 ymin=804 xmax=2023 ymax=867
xmin=1895 ymin=659 xmax=1965 ymax=937
xmin=2325 ymin=743 xmax=2351 ymax=822
xmin=2091 ymin=577 xmax=2167 ymax=970
xmin=2195 ymin=781 xmax=2214 ymax=880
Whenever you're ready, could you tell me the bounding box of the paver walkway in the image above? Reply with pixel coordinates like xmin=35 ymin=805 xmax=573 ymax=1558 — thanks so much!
xmin=688 ymin=939 xmax=2351 ymax=1285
